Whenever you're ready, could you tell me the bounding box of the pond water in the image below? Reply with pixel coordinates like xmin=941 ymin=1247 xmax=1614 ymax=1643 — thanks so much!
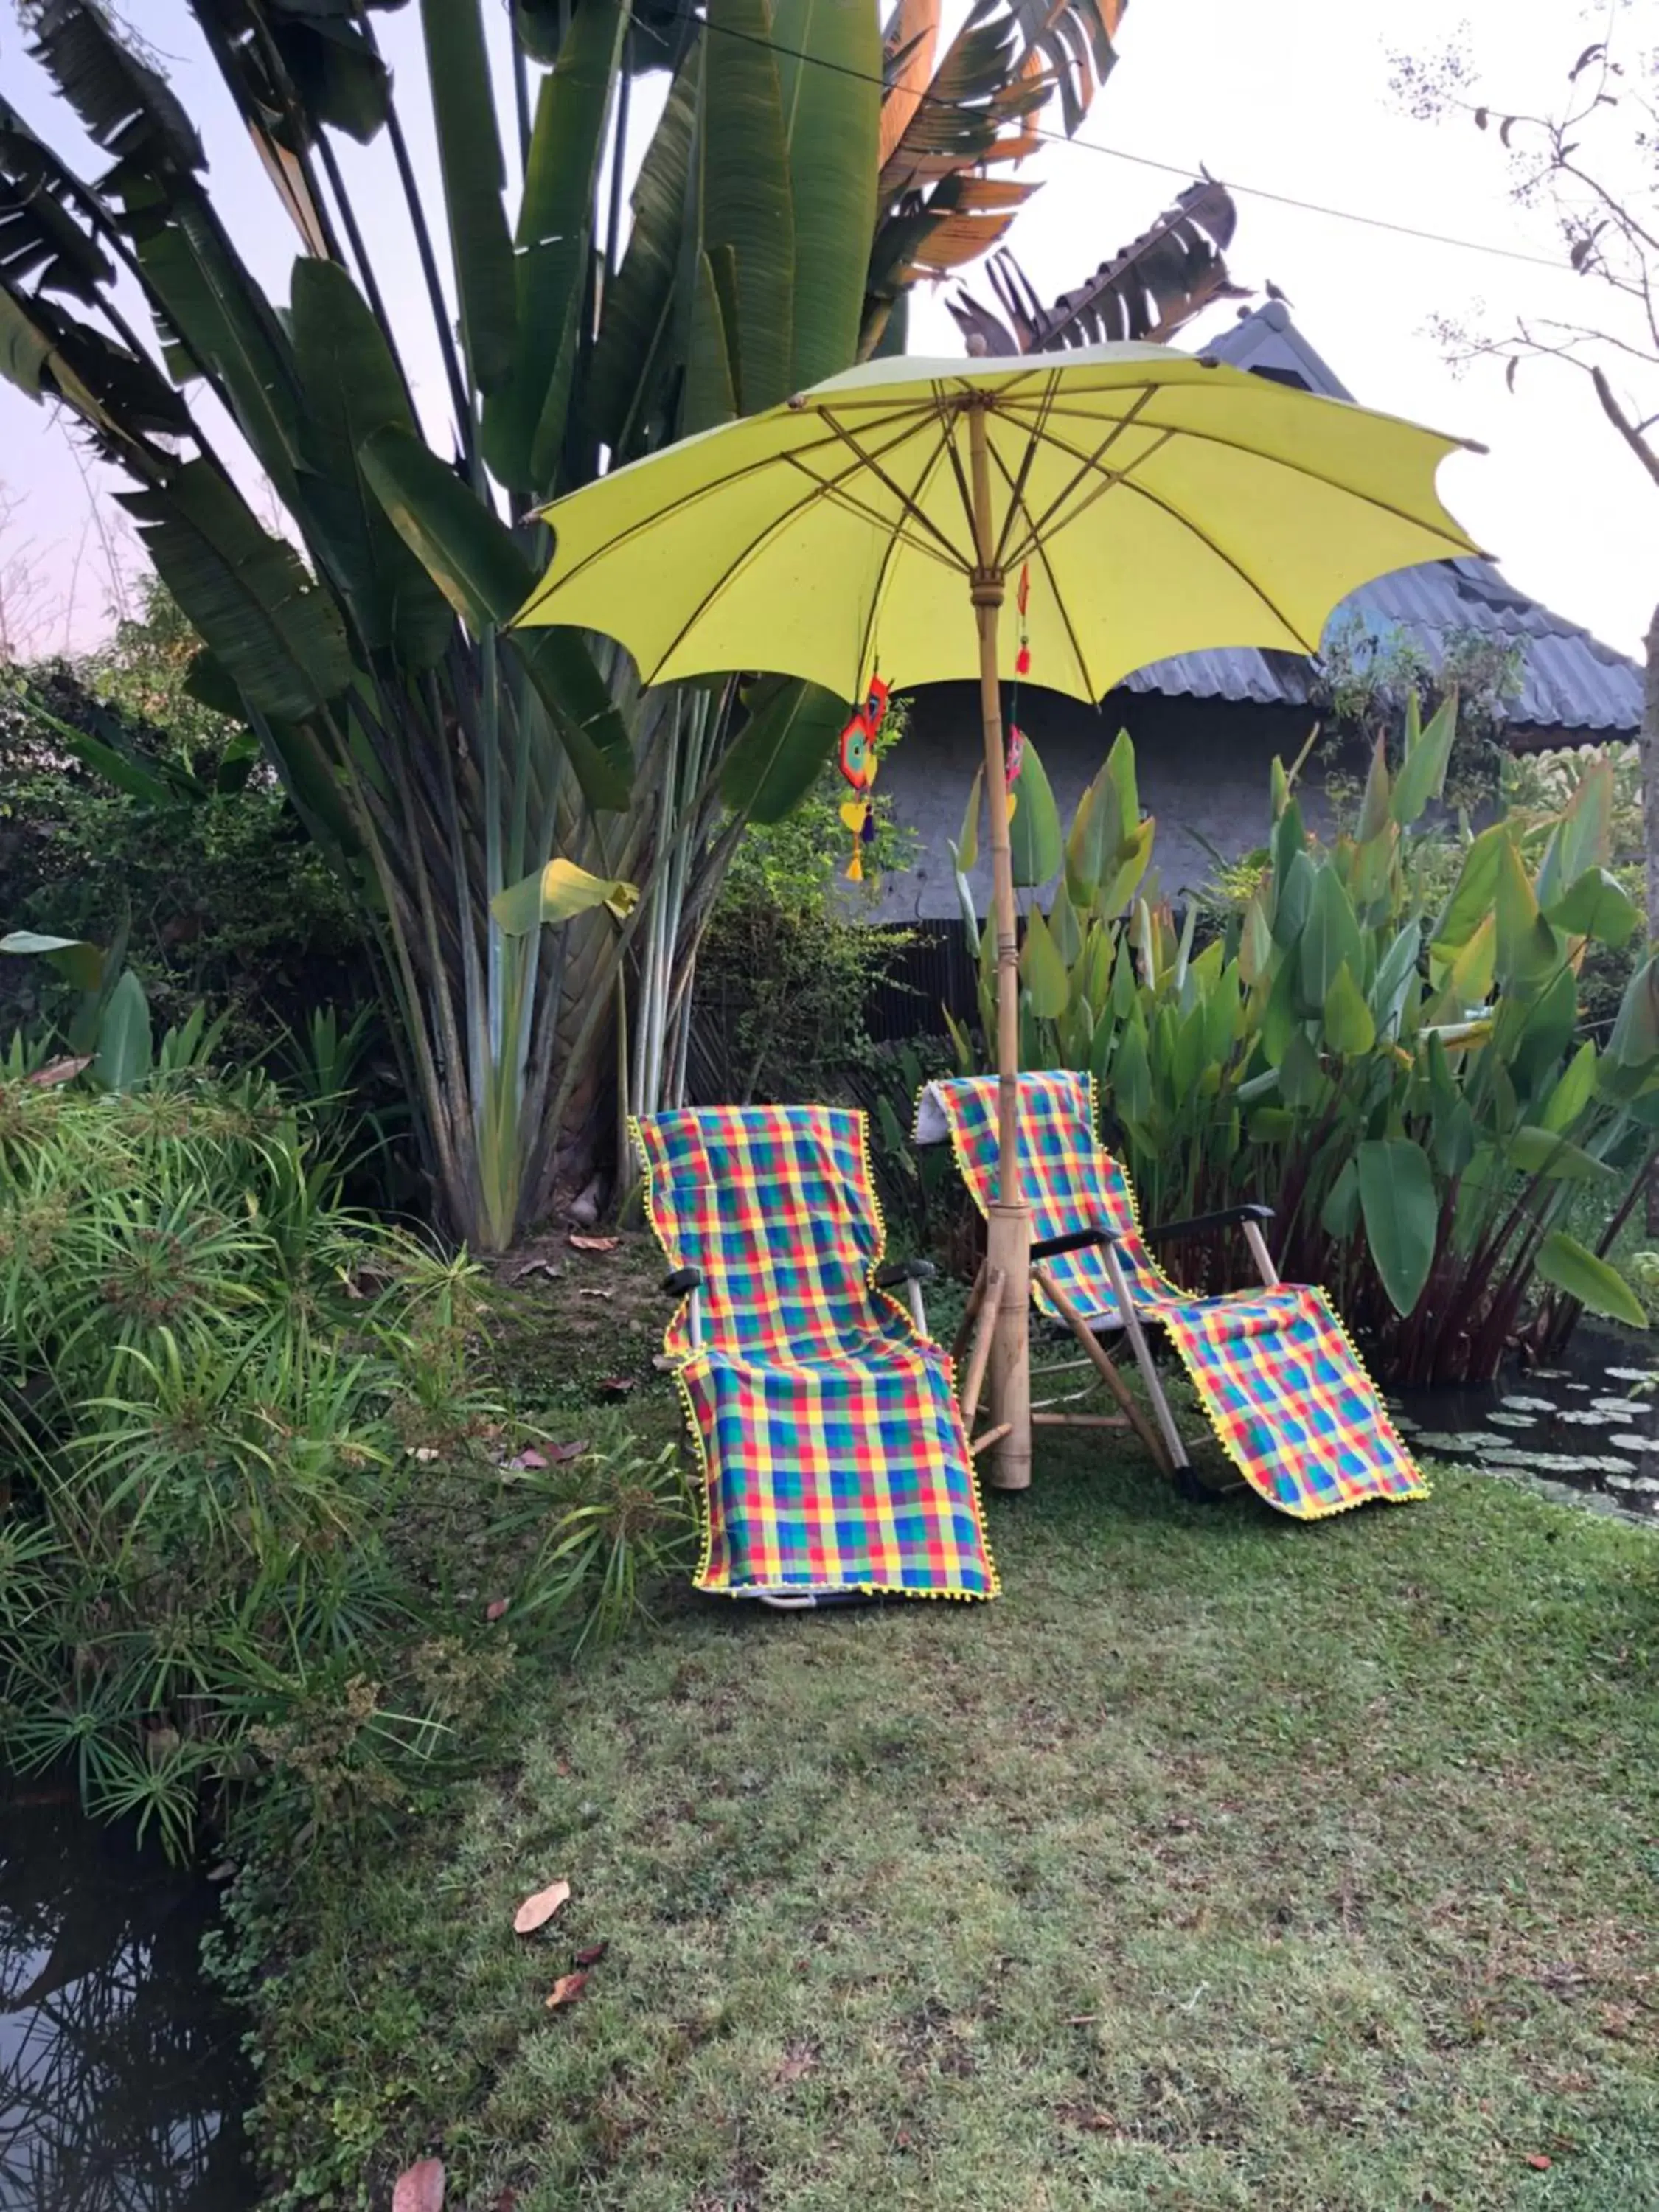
xmin=1394 ymin=1320 xmax=1659 ymax=1520
xmin=0 ymin=1782 xmax=254 ymax=2211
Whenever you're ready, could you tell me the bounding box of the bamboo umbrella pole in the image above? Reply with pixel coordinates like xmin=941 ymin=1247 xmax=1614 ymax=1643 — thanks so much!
xmin=967 ymin=399 xmax=1032 ymax=1491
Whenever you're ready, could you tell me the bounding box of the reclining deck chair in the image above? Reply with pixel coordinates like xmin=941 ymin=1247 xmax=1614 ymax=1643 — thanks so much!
xmin=633 ymin=1105 xmax=998 ymax=1604
xmin=917 ymin=1073 xmax=1427 ymax=1520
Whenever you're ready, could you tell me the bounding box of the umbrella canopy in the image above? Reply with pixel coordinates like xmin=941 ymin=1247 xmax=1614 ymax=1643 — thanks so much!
xmin=515 ymin=344 xmax=1481 ymax=1494
xmin=516 ymin=344 xmax=1482 ymax=703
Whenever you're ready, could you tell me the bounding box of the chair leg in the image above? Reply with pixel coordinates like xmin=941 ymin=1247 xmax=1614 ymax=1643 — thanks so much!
xmin=951 ymin=1261 xmax=987 ymax=1367
xmin=1099 ymin=1243 xmax=1193 ymax=1478
xmin=1033 ymin=1267 xmax=1172 ymax=1474
xmin=1242 ymin=1221 xmax=1279 ymax=1288
xmin=960 ymin=1267 xmax=1004 ymax=1426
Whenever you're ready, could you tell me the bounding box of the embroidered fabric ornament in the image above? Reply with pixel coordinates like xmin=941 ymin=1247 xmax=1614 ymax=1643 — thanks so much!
xmin=1004 ymin=723 xmax=1026 ymax=821
xmin=835 ymin=675 xmax=890 ymax=881
xmin=1014 ymin=563 xmax=1032 ymax=676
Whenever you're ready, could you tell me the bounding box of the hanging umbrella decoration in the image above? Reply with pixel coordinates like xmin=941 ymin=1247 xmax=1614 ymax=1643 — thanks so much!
xmin=511 ymin=344 xmax=1483 ymax=1490
xmin=835 ymin=675 xmax=890 ymax=881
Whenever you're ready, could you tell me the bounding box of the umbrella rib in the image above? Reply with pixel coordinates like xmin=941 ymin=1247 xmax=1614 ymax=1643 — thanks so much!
xmin=636 ymin=416 xmax=955 ymax=684
xmin=1004 ymin=430 xmax=1178 ymax=571
xmin=989 ymin=366 xmax=1063 ymax=575
xmin=1007 ymin=431 xmax=1324 ymax=655
xmin=935 ymin=395 xmax=981 ymax=563
xmin=776 ymin=453 xmax=961 ymax=571
xmin=1001 ymin=399 xmax=1475 ymax=552
xmin=853 ymin=423 xmax=961 ymax=695
xmin=520 ymin=404 xmax=942 ymax=610
xmin=984 ymin=425 xmax=1100 ymax=700
xmin=1009 ymin=386 xmax=1162 ymax=552
xmin=816 ymin=408 xmax=973 ymax=568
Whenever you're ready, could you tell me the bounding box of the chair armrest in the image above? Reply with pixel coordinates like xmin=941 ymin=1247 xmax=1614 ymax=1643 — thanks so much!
xmin=1143 ymin=1204 xmax=1273 ymax=1245
xmin=873 ymin=1257 xmax=936 ymax=1290
xmin=1030 ymin=1226 xmax=1108 ymax=1262
xmin=661 ymin=1267 xmax=703 ymax=1295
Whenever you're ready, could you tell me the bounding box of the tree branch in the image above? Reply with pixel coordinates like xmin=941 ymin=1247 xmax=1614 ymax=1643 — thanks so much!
xmin=1590 ymin=362 xmax=1659 ymax=490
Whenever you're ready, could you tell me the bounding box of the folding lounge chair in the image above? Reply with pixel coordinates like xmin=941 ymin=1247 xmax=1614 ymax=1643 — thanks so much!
xmin=917 ymin=1072 xmax=1427 ymax=1520
xmin=632 ymin=1105 xmax=999 ymax=1604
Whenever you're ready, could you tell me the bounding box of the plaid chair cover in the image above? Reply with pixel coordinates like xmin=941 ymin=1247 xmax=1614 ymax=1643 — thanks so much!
xmin=922 ymin=1072 xmax=1427 ymax=1520
xmin=633 ymin=1106 xmax=997 ymax=1599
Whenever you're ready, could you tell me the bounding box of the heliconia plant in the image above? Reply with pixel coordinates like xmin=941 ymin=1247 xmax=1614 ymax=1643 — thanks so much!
xmin=951 ymin=698 xmax=1659 ymax=1385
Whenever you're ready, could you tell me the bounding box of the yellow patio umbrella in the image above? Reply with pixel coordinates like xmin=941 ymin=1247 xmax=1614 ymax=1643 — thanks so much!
xmin=513 ymin=343 xmax=1482 ymax=1492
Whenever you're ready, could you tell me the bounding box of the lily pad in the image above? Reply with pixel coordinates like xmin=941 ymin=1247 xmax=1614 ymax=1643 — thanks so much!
xmin=1500 ymin=1394 xmax=1559 ymax=1413
xmin=1592 ymin=1398 xmax=1649 ymax=1419
xmin=1604 ymin=1471 xmax=1659 ymax=1495
xmin=1609 ymin=1435 xmax=1653 ymax=1455
xmin=1604 ymin=1366 xmax=1655 ymax=1384
xmin=1413 ymin=1431 xmax=1482 ymax=1455
xmin=1565 ymin=1382 xmax=1593 ymax=1393
xmin=1485 ymin=1411 xmax=1537 ymax=1430
xmin=1556 ymin=1408 xmax=1617 ymax=1425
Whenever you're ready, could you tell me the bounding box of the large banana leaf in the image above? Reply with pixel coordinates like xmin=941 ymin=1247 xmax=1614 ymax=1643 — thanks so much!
xmin=587 ymin=51 xmax=699 ymax=458
xmin=699 ymin=0 xmax=796 ymax=415
xmin=116 ymin=460 xmax=353 ymax=723
xmin=775 ymin=0 xmax=881 ymax=388
xmin=947 ymin=181 xmax=1241 ymax=355
xmin=358 ymin=427 xmax=632 ymax=810
xmin=482 ymin=0 xmax=630 ymax=495
xmin=289 ymin=261 xmax=453 ymax=666
xmin=418 ymin=0 xmax=516 ymax=397
xmin=116 ymin=174 xmax=306 ymax=505
xmin=24 ymin=0 xmax=204 ymax=172
xmin=719 ymin=676 xmax=847 ymax=821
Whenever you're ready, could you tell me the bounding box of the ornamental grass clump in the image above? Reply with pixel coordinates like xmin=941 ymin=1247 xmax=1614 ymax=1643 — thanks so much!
xmin=0 ymin=1069 xmax=690 ymax=1857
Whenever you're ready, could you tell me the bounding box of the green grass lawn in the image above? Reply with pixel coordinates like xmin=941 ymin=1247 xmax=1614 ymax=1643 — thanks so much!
xmin=238 ymin=1363 xmax=1659 ymax=2211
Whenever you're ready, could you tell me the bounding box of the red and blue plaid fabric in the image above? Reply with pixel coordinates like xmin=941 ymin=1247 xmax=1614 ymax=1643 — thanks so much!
xmin=922 ymin=1072 xmax=1427 ymax=1520
xmin=633 ymin=1106 xmax=998 ymax=1599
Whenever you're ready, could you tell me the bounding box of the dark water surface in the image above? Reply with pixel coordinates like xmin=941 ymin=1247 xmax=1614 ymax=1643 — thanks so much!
xmin=1395 ymin=1319 xmax=1659 ymax=1518
xmin=0 ymin=1782 xmax=254 ymax=2211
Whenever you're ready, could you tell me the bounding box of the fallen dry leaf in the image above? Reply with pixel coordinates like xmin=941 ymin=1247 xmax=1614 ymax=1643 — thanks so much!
xmin=546 ymin=1971 xmax=588 ymax=2008
xmin=547 ymin=1439 xmax=588 ymax=1463
xmin=408 ymin=1445 xmax=440 ymax=1464
xmin=574 ymin=1941 xmax=608 ymax=1969
xmin=508 ymin=1448 xmax=549 ymax=1470
xmin=391 ymin=2157 xmax=445 ymax=2212
xmin=568 ymin=1234 xmax=619 ymax=1253
xmin=597 ymin=1377 xmax=636 ymax=1399
xmin=27 ymin=1056 xmax=91 ymax=1088
xmin=493 ymin=2191 xmax=519 ymax=2212
xmin=578 ymin=1287 xmax=616 ymax=1301
xmin=1057 ymin=2105 xmax=1116 ymax=2134
xmin=1525 ymin=2154 xmax=1552 ymax=2171
xmin=485 ymin=1599 xmax=510 ymax=1623
xmin=512 ymin=1879 xmax=571 ymax=1935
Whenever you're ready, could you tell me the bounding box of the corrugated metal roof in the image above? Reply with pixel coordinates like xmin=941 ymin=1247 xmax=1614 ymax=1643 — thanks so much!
xmin=1116 ymin=307 xmax=1644 ymax=738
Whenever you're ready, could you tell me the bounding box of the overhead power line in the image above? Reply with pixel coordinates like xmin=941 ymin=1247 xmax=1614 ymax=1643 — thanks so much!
xmin=693 ymin=10 xmax=1578 ymax=282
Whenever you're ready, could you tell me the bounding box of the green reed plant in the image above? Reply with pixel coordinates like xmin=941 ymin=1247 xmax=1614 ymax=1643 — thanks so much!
xmin=0 ymin=1068 xmax=692 ymax=1857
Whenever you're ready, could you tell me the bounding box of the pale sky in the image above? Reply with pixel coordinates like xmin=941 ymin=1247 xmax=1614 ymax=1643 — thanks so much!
xmin=0 ymin=0 xmax=1652 ymax=660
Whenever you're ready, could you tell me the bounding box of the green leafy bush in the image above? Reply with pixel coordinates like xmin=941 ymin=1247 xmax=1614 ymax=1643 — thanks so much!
xmin=1 ymin=585 xmax=371 ymax=1062
xmin=0 ymin=1070 xmax=693 ymax=1857
xmin=951 ymin=705 xmax=1659 ymax=1385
